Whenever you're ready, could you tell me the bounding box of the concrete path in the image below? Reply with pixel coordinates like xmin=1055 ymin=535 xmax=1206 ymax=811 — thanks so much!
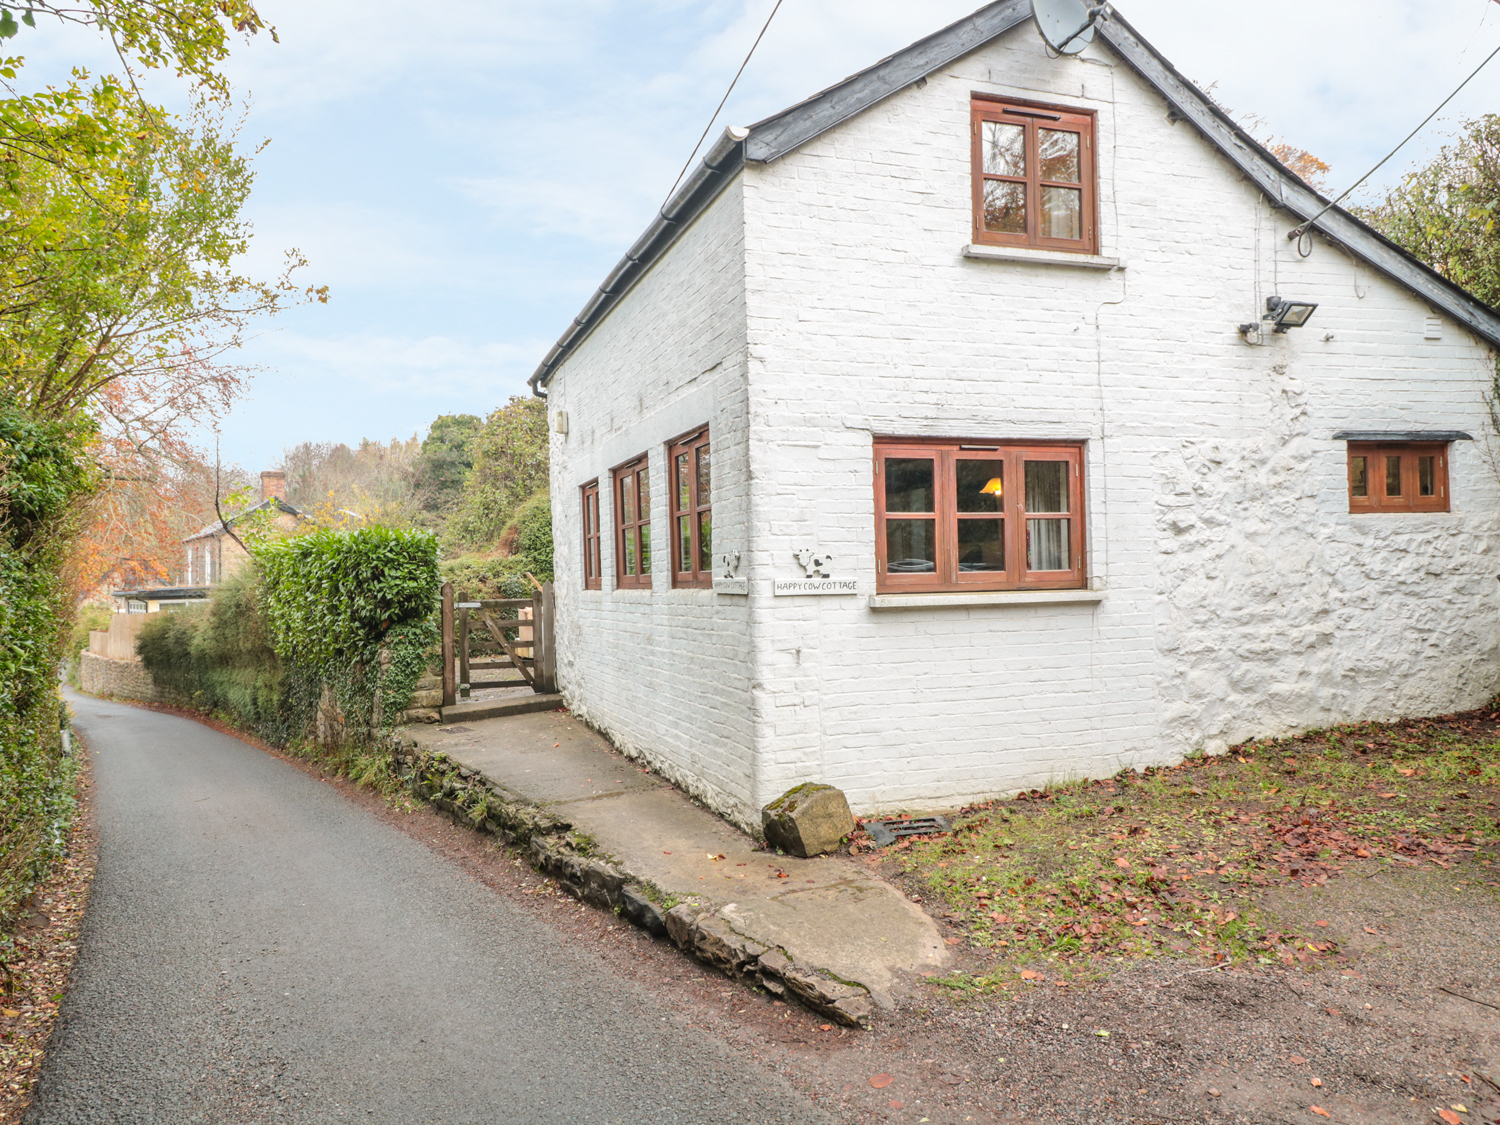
xmin=30 ymin=692 xmax=831 ymax=1125
xmin=405 ymin=711 xmax=947 ymax=1008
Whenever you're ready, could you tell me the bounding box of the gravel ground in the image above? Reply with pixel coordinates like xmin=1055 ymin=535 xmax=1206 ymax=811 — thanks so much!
xmin=24 ymin=693 xmax=830 ymax=1125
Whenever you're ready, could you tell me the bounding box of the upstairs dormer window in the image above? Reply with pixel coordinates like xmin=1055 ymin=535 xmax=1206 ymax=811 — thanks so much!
xmin=971 ymin=96 xmax=1097 ymax=253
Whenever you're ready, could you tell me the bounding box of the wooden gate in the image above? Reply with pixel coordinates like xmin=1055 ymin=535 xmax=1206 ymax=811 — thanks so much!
xmin=439 ymin=582 xmax=556 ymax=706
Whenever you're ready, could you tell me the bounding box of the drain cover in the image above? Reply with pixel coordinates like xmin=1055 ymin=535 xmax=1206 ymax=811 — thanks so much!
xmin=866 ymin=816 xmax=952 ymax=847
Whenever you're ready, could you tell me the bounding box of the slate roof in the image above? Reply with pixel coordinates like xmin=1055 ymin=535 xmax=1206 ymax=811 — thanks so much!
xmin=182 ymin=497 xmax=303 ymax=542
xmin=529 ymin=0 xmax=1500 ymax=394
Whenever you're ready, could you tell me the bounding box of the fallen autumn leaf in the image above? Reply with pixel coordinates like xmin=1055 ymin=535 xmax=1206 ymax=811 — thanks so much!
xmin=1311 ymin=1108 xmax=1330 ymax=1118
xmin=869 ymin=1074 xmax=894 ymax=1089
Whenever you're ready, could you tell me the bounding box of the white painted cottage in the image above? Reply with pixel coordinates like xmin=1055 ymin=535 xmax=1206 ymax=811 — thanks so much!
xmin=532 ymin=1 xmax=1500 ymax=830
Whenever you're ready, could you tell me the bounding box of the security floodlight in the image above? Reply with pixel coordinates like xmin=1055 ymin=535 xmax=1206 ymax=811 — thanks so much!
xmin=1263 ymin=296 xmax=1318 ymax=332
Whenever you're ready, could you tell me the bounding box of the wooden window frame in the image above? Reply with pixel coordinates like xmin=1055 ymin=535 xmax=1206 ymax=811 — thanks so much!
xmin=1347 ymin=442 xmax=1449 ymax=513
xmin=874 ymin=438 xmax=1086 ymax=594
xmin=668 ymin=426 xmax=712 ymax=589
xmin=612 ymin=454 xmax=652 ymax=589
xmin=580 ymin=479 xmax=601 ymax=590
xmin=971 ymin=95 xmax=1098 ymax=254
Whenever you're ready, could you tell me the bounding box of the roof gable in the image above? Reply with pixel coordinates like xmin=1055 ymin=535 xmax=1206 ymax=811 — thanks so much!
xmin=530 ymin=1 xmax=1500 ymax=392
xmin=183 ymin=497 xmax=302 ymax=542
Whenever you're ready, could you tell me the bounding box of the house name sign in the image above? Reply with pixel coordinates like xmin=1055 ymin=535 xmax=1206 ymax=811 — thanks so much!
xmin=773 ymin=548 xmax=857 ymax=596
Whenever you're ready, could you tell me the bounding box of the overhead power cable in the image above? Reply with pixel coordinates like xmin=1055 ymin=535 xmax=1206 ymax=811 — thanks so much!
xmin=1289 ymin=37 xmax=1500 ymax=243
xmin=657 ymin=0 xmax=786 ymax=217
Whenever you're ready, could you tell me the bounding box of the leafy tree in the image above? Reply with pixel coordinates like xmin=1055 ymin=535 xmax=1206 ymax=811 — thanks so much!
xmin=413 ymin=413 xmax=480 ymax=521
xmin=449 ymin=396 xmax=548 ymax=549
xmin=1357 ymin=115 xmax=1500 ymax=310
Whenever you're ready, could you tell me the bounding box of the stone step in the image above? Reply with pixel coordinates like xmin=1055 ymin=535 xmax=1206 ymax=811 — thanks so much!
xmin=439 ymin=694 xmax=564 ymax=723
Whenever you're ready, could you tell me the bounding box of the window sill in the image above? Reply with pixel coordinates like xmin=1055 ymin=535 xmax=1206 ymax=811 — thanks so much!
xmin=868 ymin=589 xmax=1105 ymax=610
xmin=962 ymin=244 xmax=1124 ymax=271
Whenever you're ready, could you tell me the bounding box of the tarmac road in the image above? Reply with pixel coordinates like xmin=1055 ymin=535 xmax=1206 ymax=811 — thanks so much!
xmin=25 ymin=693 xmax=828 ymax=1125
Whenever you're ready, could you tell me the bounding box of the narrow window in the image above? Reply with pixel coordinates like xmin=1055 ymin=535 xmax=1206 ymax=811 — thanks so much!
xmin=875 ymin=439 xmax=1085 ymax=593
xmin=1347 ymin=442 xmax=1449 ymax=513
xmin=613 ymin=455 xmax=651 ymax=589
xmin=668 ymin=427 xmax=712 ymax=588
xmin=580 ymin=480 xmax=601 ymax=590
xmin=972 ymin=97 xmax=1097 ymax=253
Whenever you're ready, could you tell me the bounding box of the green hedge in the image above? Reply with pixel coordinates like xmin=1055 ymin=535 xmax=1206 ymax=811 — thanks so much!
xmin=256 ymin=526 xmax=440 ymax=740
xmin=135 ymin=570 xmax=300 ymax=743
xmin=139 ymin=527 xmax=441 ymax=748
xmin=0 ymin=399 xmax=93 ymax=936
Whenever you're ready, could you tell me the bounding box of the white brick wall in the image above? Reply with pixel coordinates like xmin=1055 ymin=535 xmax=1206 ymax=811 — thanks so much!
xmin=547 ymin=180 xmax=759 ymax=821
xmin=549 ymin=27 xmax=1500 ymax=827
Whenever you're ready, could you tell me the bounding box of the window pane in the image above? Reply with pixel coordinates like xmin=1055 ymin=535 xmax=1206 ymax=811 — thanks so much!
xmin=624 ymin=528 xmax=637 ymax=575
xmin=640 ymin=523 xmax=651 ymax=574
xmin=1385 ymin=456 xmax=1402 ymax=497
xmin=675 ymin=453 xmax=690 ymax=512
xmin=1025 ymin=460 xmax=1069 ymax=513
xmin=1038 ymin=129 xmax=1080 ymax=181
xmin=697 ymin=443 xmax=711 ymax=505
xmin=886 ymin=519 xmax=936 ymax=572
xmin=1350 ymin=456 xmax=1367 ymax=497
xmin=885 ymin=457 xmax=934 ymax=512
xmin=677 ymin=514 xmax=690 ymax=572
xmin=958 ymin=519 xmax=1004 ymax=571
xmin=983 ymin=180 xmax=1026 ymax=234
xmin=982 ymin=121 xmax=1025 ymax=176
xmin=1027 ymin=519 xmax=1070 ymax=571
xmin=622 ymin=473 xmax=636 ymax=524
xmin=1041 ymin=186 xmax=1082 ymax=240
xmin=1419 ymin=456 xmax=1435 ymax=496
xmin=591 ymin=541 xmax=599 ymax=579
xmin=699 ymin=510 xmax=712 ymax=573
xmin=638 ymin=465 xmax=650 ymax=514
xmin=957 ymin=459 xmax=1004 ymax=513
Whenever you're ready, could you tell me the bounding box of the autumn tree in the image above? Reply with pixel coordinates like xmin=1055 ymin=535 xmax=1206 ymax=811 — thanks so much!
xmin=1266 ymin=141 xmax=1330 ymax=191
xmin=448 ymin=396 xmax=549 ymax=549
xmin=1357 ymin=115 xmax=1500 ymax=310
xmin=279 ymin=435 xmax=422 ymax=530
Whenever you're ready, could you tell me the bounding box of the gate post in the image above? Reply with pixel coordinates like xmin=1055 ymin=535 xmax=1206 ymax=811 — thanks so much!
xmin=538 ymin=582 xmax=557 ymax=694
xmin=440 ymin=581 xmax=455 ymax=708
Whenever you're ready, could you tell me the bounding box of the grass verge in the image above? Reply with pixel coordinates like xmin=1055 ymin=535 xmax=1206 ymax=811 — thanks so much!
xmin=862 ymin=706 xmax=1500 ymax=992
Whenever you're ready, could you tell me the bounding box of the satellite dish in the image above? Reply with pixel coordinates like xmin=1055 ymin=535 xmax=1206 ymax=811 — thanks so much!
xmin=1031 ymin=0 xmax=1110 ymax=56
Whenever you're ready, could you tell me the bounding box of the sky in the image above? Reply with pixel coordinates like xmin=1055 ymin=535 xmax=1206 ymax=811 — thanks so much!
xmin=20 ymin=0 xmax=1500 ymax=470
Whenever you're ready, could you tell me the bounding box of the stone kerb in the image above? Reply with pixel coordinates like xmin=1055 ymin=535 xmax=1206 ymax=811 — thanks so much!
xmin=386 ymin=734 xmax=875 ymax=1028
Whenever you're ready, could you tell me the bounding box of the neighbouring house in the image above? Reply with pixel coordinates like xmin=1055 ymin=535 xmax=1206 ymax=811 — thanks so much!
xmin=533 ymin=1 xmax=1500 ymax=829
xmin=179 ymin=470 xmax=303 ymax=588
xmin=84 ymin=470 xmax=303 ymax=699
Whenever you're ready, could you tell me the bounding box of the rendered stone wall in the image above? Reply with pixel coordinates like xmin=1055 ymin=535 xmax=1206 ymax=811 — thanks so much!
xmin=735 ymin=29 xmax=1500 ymax=814
xmin=547 ymin=24 xmax=1500 ymax=826
xmin=79 ymin=651 xmax=158 ymax=703
xmin=546 ymin=180 xmax=759 ymax=824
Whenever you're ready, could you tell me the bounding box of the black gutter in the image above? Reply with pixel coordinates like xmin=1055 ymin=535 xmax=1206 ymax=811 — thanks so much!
xmin=528 ymin=125 xmax=749 ymax=397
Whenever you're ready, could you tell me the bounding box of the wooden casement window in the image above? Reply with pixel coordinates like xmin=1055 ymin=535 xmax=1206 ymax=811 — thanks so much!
xmin=669 ymin=426 xmax=712 ymax=588
xmin=580 ymin=479 xmax=601 ymax=590
xmin=971 ymin=96 xmax=1097 ymax=253
xmin=613 ymin=455 xmax=652 ymax=589
xmin=874 ymin=439 xmax=1086 ymax=593
xmin=1347 ymin=443 xmax=1449 ymax=513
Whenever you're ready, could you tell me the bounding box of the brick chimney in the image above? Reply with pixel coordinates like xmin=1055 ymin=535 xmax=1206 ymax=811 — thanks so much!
xmin=260 ymin=470 xmax=287 ymax=504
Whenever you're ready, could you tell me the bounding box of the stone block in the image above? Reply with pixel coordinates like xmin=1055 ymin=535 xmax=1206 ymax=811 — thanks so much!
xmin=761 ymin=783 xmax=855 ymax=858
xmin=619 ymin=885 xmax=668 ymax=936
